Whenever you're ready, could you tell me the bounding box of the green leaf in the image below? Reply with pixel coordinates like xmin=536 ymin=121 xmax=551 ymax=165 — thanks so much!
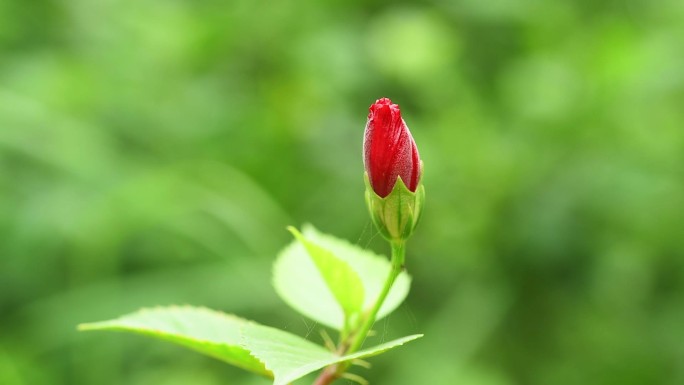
xmin=287 ymin=226 xmax=365 ymax=321
xmin=244 ymin=323 xmax=423 ymax=385
xmin=78 ymin=306 xmax=270 ymax=376
xmin=274 ymin=225 xmax=411 ymax=329
xmin=303 ymin=226 xmax=411 ymax=320
xmin=79 ymin=306 xmax=423 ymax=385
xmin=273 ymin=239 xmax=344 ymax=329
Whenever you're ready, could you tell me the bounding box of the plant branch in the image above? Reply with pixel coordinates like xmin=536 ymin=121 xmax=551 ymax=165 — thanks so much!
xmin=311 ymin=241 xmax=406 ymax=385
xmin=313 ymin=365 xmax=339 ymax=385
xmin=345 ymin=240 xmax=405 ymax=355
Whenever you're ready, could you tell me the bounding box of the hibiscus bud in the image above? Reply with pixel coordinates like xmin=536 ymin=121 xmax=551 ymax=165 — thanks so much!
xmin=363 ymin=98 xmax=424 ymax=243
xmin=363 ymin=98 xmax=421 ymax=197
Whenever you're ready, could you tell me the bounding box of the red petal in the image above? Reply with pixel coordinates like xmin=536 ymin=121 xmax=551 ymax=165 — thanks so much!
xmin=363 ymin=98 xmax=421 ymax=197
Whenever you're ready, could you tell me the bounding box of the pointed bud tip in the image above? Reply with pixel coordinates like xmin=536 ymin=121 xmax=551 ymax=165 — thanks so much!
xmin=369 ymin=97 xmax=400 ymax=117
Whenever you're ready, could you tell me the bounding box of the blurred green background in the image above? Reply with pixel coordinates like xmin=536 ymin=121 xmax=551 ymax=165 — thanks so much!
xmin=2 ymin=0 xmax=683 ymax=384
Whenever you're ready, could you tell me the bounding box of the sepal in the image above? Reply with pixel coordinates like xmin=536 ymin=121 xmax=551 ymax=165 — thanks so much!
xmin=364 ymin=172 xmax=424 ymax=243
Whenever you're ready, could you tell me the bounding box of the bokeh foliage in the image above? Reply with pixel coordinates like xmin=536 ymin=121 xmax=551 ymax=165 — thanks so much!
xmin=1 ymin=0 xmax=683 ymax=384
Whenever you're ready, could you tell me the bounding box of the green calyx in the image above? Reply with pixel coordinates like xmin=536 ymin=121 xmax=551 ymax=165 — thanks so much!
xmin=364 ymin=172 xmax=425 ymax=243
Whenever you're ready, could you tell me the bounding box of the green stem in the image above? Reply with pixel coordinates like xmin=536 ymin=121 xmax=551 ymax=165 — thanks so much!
xmin=311 ymin=241 xmax=407 ymax=385
xmin=312 ymin=241 xmax=406 ymax=385
xmin=345 ymin=240 xmax=405 ymax=356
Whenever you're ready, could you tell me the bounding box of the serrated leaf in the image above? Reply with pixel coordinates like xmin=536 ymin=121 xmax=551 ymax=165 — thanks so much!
xmin=243 ymin=322 xmax=422 ymax=385
xmin=273 ymin=240 xmax=343 ymax=329
xmin=287 ymin=227 xmax=365 ymax=320
xmin=302 ymin=225 xmax=411 ymax=320
xmin=274 ymin=225 xmax=410 ymax=329
xmin=78 ymin=306 xmax=270 ymax=376
xmin=79 ymin=306 xmax=422 ymax=385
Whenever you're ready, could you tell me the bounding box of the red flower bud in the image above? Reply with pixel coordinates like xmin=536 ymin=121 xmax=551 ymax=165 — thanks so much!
xmin=363 ymin=98 xmax=421 ymax=198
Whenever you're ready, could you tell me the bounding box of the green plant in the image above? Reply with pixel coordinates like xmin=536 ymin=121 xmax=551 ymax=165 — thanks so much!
xmin=79 ymin=98 xmax=425 ymax=385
